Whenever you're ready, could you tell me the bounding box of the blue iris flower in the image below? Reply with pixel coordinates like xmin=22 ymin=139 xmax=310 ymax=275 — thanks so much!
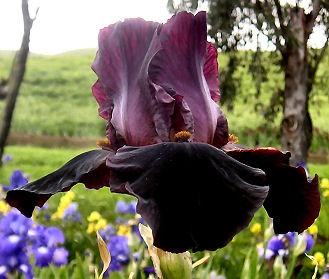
xmin=62 ymin=202 xmax=81 ymax=222
xmin=52 ymin=247 xmax=69 ymax=267
xmin=106 ymin=235 xmax=130 ymax=272
xmin=115 ymin=200 xmax=137 ymax=215
xmin=2 ymin=170 xmax=28 ymax=191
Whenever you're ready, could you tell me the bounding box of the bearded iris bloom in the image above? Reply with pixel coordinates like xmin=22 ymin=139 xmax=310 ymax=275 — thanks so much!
xmin=6 ymin=11 xmax=320 ymax=253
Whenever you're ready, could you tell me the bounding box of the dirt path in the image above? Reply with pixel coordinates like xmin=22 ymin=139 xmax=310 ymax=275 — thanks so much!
xmin=7 ymin=132 xmax=328 ymax=163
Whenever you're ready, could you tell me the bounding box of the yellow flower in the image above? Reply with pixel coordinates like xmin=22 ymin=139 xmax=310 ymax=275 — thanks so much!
xmin=308 ymin=224 xmax=318 ymax=235
xmin=51 ymin=191 xmax=75 ymax=219
xmin=323 ymin=190 xmax=329 ymax=198
xmin=312 ymin=252 xmax=325 ymax=267
xmin=65 ymin=191 xmax=75 ymax=200
xmin=87 ymin=223 xmax=95 ymax=234
xmin=117 ymin=224 xmax=132 ymax=237
xmin=0 ymin=200 xmax=10 ymax=214
xmin=327 ymin=251 xmax=329 ymax=261
xmin=250 ymin=223 xmax=261 ymax=234
xmin=95 ymin=218 xmax=107 ymax=231
xmin=88 ymin=211 xmax=101 ymax=222
xmin=320 ymin=178 xmax=329 ymax=189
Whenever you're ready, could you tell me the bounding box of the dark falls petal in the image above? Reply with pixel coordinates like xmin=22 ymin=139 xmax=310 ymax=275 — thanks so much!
xmin=107 ymin=142 xmax=268 ymax=253
xmin=92 ymin=18 xmax=162 ymax=149
xmin=148 ymin=11 xmax=229 ymax=147
xmin=225 ymin=147 xmax=320 ymax=234
xmin=6 ymin=149 xmax=112 ymax=217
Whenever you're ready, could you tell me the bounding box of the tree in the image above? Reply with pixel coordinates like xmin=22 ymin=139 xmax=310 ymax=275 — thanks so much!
xmin=0 ymin=0 xmax=38 ymax=165
xmin=167 ymin=0 xmax=329 ymax=165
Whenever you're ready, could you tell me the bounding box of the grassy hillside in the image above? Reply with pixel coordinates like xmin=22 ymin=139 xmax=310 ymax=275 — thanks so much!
xmin=0 ymin=49 xmax=328 ymax=151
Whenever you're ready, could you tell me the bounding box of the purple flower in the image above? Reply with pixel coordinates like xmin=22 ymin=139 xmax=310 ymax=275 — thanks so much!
xmin=127 ymin=201 xmax=137 ymax=215
xmin=34 ymin=246 xmax=53 ymax=267
xmin=267 ymin=236 xmax=284 ymax=254
xmin=282 ymin=232 xmax=295 ymax=246
xmin=44 ymin=226 xmax=65 ymax=247
xmin=27 ymin=225 xmax=46 ymax=247
xmin=257 ymin=246 xmax=275 ymax=260
xmin=107 ymin=235 xmax=130 ymax=271
xmin=6 ymin=11 xmax=320 ymax=254
xmin=304 ymin=234 xmax=314 ymax=252
xmin=0 ymin=209 xmax=32 ymax=236
xmin=52 ymin=247 xmax=69 ymax=266
xmin=0 ymin=234 xmax=24 ymax=254
xmin=0 ymin=265 xmax=8 ymax=278
xmin=115 ymin=201 xmax=137 ymax=215
xmin=115 ymin=201 xmax=128 ymax=214
xmin=0 ymin=251 xmax=29 ymax=271
xmin=99 ymin=225 xmax=116 ymax=243
xmin=62 ymin=202 xmax=81 ymax=222
xmin=133 ymin=252 xmax=140 ymax=261
xmin=144 ymin=267 xmax=155 ymax=275
xmin=3 ymin=170 xmax=28 ymax=191
xmin=2 ymin=154 xmax=12 ymax=163
xmin=296 ymin=161 xmax=309 ymax=177
xmin=18 ymin=263 xmax=33 ymax=279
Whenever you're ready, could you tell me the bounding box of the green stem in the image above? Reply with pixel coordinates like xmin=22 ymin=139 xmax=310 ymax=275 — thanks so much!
xmin=284 ymin=255 xmax=297 ymax=279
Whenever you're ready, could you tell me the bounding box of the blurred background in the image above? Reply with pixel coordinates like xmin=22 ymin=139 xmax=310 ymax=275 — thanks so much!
xmin=0 ymin=0 xmax=328 ymax=278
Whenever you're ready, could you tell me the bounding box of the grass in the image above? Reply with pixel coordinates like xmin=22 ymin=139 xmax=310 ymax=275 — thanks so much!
xmin=0 ymin=49 xmax=328 ymax=152
xmin=0 ymin=145 xmax=131 ymax=223
xmin=0 ymin=50 xmax=105 ymax=138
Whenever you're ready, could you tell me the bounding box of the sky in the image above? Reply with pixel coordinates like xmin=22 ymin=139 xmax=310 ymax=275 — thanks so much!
xmin=0 ymin=0 xmax=172 ymax=54
xmin=0 ymin=0 xmax=326 ymax=55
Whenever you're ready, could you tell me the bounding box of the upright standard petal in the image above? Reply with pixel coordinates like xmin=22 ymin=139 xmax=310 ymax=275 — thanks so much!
xmin=107 ymin=142 xmax=268 ymax=253
xmin=92 ymin=18 xmax=162 ymax=149
xmin=225 ymin=148 xmax=320 ymax=234
xmin=148 ymin=12 xmax=229 ymax=146
xmin=204 ymin=42 xmax=220 ymax=103
xmin=6 ymin=149 xmax=112 ymax=217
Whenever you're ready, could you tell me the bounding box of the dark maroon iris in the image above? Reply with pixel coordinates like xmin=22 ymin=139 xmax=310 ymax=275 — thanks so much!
xmin=6 ymin=11 xmax=320 ymax=253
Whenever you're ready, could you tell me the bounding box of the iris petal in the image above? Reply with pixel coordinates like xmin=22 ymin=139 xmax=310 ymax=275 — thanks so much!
xmin=107 ymin=142 xmax=269 ymax=253
xmin=149 ymin=12 xmax=229 ymax=146
xmin=204 ymin=42 xmax=220 ymax=102
xmin=225 ymin=147 xmax=320 ymax=234
xmin=6 ymin=150 xmax=112 ymax=217
xmin=92 ymin=18 xmax=162 ymax=149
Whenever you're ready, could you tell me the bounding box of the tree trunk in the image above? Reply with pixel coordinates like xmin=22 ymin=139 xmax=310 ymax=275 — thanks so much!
xmin=0 ymin=0 xmax=34 ymax=165
xmin=281 ymin=7 xmax=312 ymax=166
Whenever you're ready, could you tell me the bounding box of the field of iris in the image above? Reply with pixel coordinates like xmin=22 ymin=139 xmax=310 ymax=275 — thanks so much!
xmin=0 ymin=49 xmax=329 ymax=278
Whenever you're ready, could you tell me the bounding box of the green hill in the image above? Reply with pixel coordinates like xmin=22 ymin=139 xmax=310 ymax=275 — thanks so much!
xmin=0 ymin=49 xmax=328 ymax=151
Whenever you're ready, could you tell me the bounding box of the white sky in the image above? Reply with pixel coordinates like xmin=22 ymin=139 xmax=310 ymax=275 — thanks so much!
xmin=0 ymin=0 xmax=171 ymax=54
xmin=0 ymin=0 xmax=326 ymax=55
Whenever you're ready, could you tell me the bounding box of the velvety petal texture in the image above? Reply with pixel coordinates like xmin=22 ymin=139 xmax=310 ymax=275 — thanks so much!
xmin=225 ymin=148 xmax=320 ymax=234
xmin=6 ymin=150 xmax=112 ymax=217
xmin=92 ymin=11 xmax=229 ymax=149
xmin=107 ymin=142 xmax=269 ymax=253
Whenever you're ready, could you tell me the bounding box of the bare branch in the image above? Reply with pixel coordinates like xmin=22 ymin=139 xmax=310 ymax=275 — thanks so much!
xmin=257 ymin=0 xmax=285 ymax=54
xmin=273 ymin=0 xmax=288 ymax=39
xmin=305 ymin=0 xmax=322 ymax=37
xmin=32 ymin=7 xmax=40 ymax=21
xmin=0 ymin=0 xmax=36 ymax=165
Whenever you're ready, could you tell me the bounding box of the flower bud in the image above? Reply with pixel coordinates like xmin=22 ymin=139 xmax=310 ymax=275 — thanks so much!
xmin=157 ymin=249 xmax=192 ymax=279
xmin=139 ymin=224 xmax=192 ymax=279
xmin=293 ymin=233 xmax=307 ymax=257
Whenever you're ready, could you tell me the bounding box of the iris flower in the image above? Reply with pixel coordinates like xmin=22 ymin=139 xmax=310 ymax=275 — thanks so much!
xmin=6 ymin=11 xmax=320 ymax=253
